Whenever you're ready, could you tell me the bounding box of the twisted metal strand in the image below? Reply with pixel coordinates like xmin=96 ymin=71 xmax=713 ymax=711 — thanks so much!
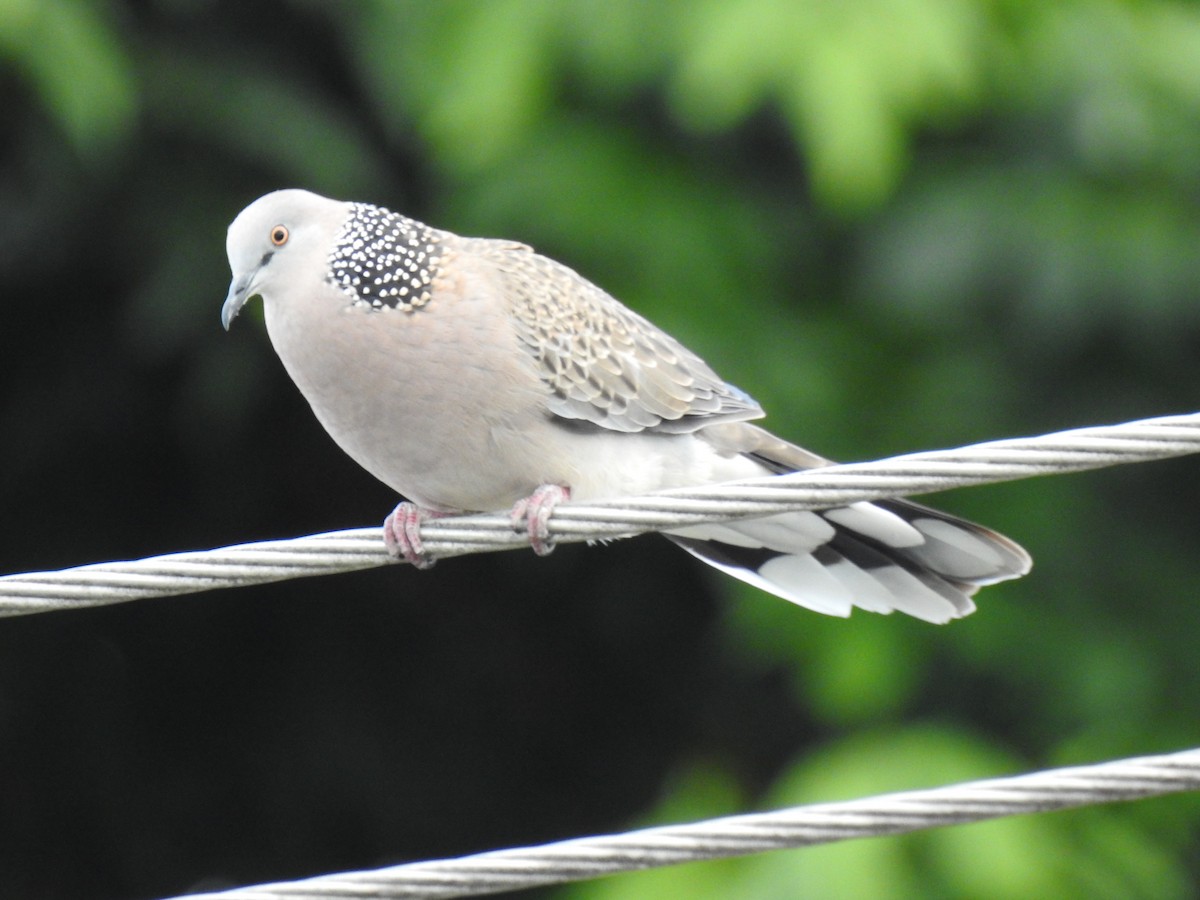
xmin=3 ymin=412 xmax=1199 ymax=618
xmin=170 ymin=747 xmax=1200 ymax=899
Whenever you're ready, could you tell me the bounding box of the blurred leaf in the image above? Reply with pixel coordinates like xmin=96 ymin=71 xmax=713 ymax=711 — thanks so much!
xmin=672 ymin=0 xmax=988 ymax=210
xmin=0 ymin=0 xmax=137 ymax=155
xmin=349 ymin=0 xmax=560 ymax=170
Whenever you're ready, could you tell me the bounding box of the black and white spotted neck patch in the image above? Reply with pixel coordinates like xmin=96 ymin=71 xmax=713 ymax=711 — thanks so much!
xmin=327 ymin=203 xmax=442 ymax=311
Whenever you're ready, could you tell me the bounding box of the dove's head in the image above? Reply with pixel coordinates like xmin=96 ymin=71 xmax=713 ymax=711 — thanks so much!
xmin=223 ymin=189 xmax=444 ymax=330
xmin=222 ymin=189 xmax=348 ymax=330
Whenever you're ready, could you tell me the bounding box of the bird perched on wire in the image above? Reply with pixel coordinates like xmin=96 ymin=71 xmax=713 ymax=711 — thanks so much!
xmin=222 ymin=189 xmax=1030 ymax=623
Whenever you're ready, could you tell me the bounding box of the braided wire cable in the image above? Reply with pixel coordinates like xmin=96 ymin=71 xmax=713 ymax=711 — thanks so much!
xmin=2 ymin=412 xmax=1199 ymax=618
xmin=170 ymin=747 xmax=1200 ymax=899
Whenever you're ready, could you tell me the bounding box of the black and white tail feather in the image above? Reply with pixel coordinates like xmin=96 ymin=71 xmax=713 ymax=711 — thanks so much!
xmin=667 ymin=433 xmax=1031 ymax=624
xmin=668 ymin=498 xmax=1029 ymax=624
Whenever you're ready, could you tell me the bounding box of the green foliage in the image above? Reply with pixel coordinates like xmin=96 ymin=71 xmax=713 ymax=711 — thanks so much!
xmin=0 ymin=0 xmax=137 ymax=156
xmin=3 ymin=1 xmax=1200 ymax=897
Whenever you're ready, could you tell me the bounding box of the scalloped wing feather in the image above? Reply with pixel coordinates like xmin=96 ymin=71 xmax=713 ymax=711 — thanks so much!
xmin=473 ymin=239 xmax=764 ymax=434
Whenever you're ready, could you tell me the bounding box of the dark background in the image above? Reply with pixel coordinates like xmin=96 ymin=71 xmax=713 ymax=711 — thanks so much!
xmin=3 ymin=2 xmax=1200 ymax=897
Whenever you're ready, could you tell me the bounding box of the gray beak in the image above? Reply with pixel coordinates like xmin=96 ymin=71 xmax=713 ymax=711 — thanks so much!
xmin=221 ymin=275 xmax=254 ymax=331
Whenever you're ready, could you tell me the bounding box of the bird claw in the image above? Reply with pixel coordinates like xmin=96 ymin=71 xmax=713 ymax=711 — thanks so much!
xmin=386 ymin=486 xmax=570 ymax=565
xmin=383 ymin=502 xmax=440 ymax=569
xmin=511 ymin=484 xmax=570 ymax=556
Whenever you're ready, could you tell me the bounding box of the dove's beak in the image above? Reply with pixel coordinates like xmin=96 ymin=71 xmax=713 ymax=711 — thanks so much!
xmin=221 ymin=274 xmax=255 ymax=331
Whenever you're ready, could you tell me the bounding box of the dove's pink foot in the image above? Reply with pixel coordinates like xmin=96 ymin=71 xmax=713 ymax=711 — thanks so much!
xmin=383 ymin=502 xmax=448 ymax=569
xmin=511 ymin=484 xmax=571 ymax=556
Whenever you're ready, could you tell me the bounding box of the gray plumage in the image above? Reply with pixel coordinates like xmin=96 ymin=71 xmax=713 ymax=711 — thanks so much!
xmin=223 ymin=189 xmax=1031 ymax=623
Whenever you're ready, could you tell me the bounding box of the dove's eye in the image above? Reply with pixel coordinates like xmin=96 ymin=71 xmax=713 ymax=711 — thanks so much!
xmin=270 ymin=225 xmax=290 ymax=246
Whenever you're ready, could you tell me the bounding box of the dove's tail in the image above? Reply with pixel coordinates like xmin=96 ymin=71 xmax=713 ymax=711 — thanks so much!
xmin=666 ymin=498 xmax=1031 ymax=624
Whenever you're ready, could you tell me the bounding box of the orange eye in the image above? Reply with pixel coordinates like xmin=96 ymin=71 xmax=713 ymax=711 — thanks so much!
xmin=270 ymin=225 xmax=289 ymax=246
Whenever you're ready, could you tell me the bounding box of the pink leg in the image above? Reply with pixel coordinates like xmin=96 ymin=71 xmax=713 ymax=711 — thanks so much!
xmin=510 ymin=484 xmax=571 ymax=556
xmin=383 ymin=502 xmax=448 ymax=569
